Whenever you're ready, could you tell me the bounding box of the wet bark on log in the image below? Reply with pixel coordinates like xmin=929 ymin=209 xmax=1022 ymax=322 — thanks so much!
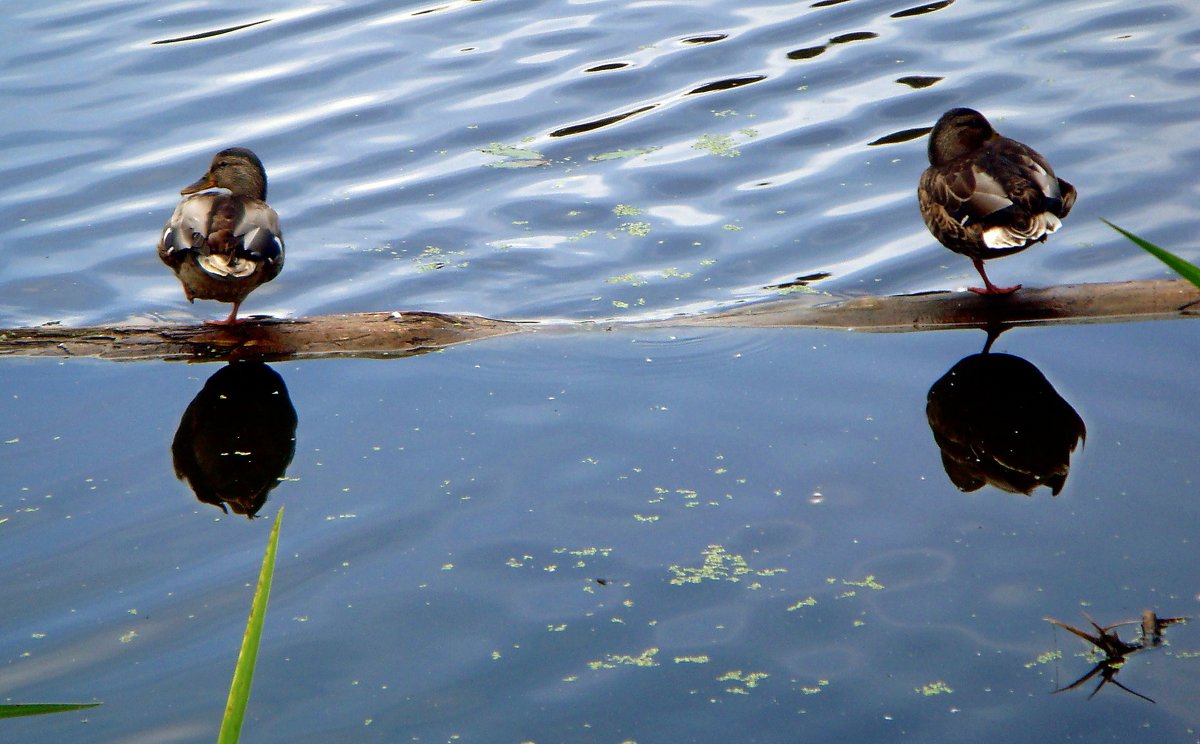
xmin=663 ymin=279 xmax=1200 ymax=332
xmin=0 ymin=280 xmax=1197 ymax=362
xmin=0 ymin=311 xmax=528 ymax=361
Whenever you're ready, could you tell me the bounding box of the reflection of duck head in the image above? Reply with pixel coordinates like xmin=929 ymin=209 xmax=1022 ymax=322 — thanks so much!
xmin=926 ymin=349 xmax=1085 ymax=496
xmin=172 ymin=361 xmax=297 ymax=518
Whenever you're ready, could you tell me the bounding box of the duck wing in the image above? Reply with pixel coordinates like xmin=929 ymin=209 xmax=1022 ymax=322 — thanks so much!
xmin=158 ymin=194 xmax=284 ymax=281
xmin=918 ymin=160 xmax=990 ymax=254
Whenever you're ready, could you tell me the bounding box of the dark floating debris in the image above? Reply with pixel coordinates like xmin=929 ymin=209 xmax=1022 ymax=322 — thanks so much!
xmin=550 ymin=104 xmax=657 ymax=138
xmin=1045 ymin=611 xmax=1188 ymax=704
xmin=787 ymin=45 xmax=827 ymax=60
xmin=811 ymin=0 xmax=852 ymax=6
xmin=764 ymin=272 xmax=832 ymax=291
xmin=828 ymin=31 xmax=878 ymax=44
xmin=586 ymin=62 xmax=631 ymax=73
xmin=891 ymin=0 xmax=955 ymax=18
xmin=687 ymin=75 xmax=767 ymax=96
xmin=867 ymin=126 xmax=932 ymax=146
xmin=682 ymin=33 xmax=729 ymax=44
xmin=896 ymin=75 xmax=943 ymax=89
xmin=152 ymin=18 xmax=271 ymax=45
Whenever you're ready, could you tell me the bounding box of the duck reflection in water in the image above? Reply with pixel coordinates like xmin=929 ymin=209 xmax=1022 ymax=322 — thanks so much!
xmin=172 ymin=361 xmax=297 ymax=518
xmin=926 ymin=333 xmax=1085 ymax=496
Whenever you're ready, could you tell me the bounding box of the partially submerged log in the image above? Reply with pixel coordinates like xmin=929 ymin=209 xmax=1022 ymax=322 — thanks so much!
xmin=0 ymin=311 xmax=527 ymax=361
xmin=1 ymin=279 xmax=1197 ymax=361
xmin=666 ymin=278 xmax=1200 ymax=332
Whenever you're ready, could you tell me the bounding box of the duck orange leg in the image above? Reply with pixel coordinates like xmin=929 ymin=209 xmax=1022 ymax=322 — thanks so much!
xmin=204 ymin=302 xmax=244 ymax=326
xmin=968 ymin=258 xmax=1021 ymax=295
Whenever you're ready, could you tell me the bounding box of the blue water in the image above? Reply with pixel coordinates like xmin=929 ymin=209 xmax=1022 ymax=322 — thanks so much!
xmin=3 ymin=0 xmax=1200 ymax=742
xmin=3 ymin=0 xmax=1199 ymax=327
xmin=4 ymin=323 xmax=1200 ymax=742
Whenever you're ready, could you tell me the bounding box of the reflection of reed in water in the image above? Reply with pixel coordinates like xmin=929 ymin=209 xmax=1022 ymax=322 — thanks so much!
xmin=172 ymin=361 xmax=297 ymax=518
xmin=926 ymin=350 xmax=1085 ymax=496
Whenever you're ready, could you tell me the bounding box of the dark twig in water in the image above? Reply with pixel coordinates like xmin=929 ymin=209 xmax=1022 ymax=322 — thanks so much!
xmin=1044 ymin=611 xmax=1189 ymax=704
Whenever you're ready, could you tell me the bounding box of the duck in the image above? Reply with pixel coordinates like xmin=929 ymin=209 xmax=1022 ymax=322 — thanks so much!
xmin=918 ymin=108 xmax=1075 ymax=295
xmin=157 ymin=147 xmax=284 ymax=324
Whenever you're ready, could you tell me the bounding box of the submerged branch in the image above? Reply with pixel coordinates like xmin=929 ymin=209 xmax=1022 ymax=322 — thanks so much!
xmin=662 ymin=279 xmax=1200 ymax=332
xmin=1 ymin=280 xmax=1197 ymax=361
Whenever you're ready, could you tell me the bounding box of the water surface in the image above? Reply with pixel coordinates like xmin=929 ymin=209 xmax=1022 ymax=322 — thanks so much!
xmin=3 ymin=0 xmax=1200 ymax=742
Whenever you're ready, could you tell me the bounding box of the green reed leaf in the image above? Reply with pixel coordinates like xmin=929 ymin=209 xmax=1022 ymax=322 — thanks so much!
xmin=1104 ymin=219 xmax=1200 ymax=290
xmin=217 ymin=507 xmax=283 ymax=744
xmin=0 ymin=703 xmax=100 ymax=719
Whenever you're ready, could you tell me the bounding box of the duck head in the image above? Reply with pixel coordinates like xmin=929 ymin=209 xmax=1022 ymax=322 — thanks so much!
xmin=927 ymin=108 xmax=997 ymax=166
xmin=181 ymin=147 xmax=268 ymax=200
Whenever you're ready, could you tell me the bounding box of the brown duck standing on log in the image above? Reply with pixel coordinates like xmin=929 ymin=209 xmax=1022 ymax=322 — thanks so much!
xmin=918 ymin=108 xmax=1076 ymax=295
xmin=157 ymin=148 xmax=284 ymax=324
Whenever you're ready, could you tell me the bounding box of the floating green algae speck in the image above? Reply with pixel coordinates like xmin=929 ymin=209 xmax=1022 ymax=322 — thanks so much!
xmin=718 ymin=670 xmax=769 ymax=693
xmin=613 ymin=204 xmax=643 ymax=216
xmin=606 ymin=273 xmax=649 ymax=286
xmin=588 ymin=648 xmax=660 ymax=669
xmin=668 ymin=545 xmax=785 ymax=585
xmin=674 ymin=655 xmax=710 ymax=664
xmin=588 ymin=146 xmax=660 ymax=162
xmin=787 ymin=597 xmax=818 ymax=611
xmin=916 ymin=681 xmax=953 ymax=696
xmin=694 ymin=133 xmax=739 ymax=157
xmin=481 ymin=142 xmax=544 ymax=160
xmin=842 ymin=575 xmax=884 ymax=590
xmin=1024 ymin=650 xmax=1063 ymax=668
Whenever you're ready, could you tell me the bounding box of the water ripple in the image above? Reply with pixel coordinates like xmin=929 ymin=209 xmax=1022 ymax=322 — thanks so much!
xmin=1 ymin=0 xmax=1199 ymax=325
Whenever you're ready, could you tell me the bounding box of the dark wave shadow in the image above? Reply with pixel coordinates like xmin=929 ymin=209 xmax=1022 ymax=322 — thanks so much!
xmin=926 ymin=338 xmax=1085 ymax=496
xmin=891 ymin=0 xmax=955 ymax=19
xmin=172 ymin=361 xmax=297 ymax=518
xmin=152 ymin=19 xmax=271 ymax=45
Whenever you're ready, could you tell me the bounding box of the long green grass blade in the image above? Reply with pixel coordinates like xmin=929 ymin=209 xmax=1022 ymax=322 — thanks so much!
xmin=0 ymin=703 xmax=100 ymax=719
xmin=1104 ymin=219 xmax=1200 ymax=290
xmin=217 ymin=507 xmax=283 ymax=744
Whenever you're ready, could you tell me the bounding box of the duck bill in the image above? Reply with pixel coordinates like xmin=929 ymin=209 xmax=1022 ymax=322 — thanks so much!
xmin=180 ymin=174 xmax=216 ymax=195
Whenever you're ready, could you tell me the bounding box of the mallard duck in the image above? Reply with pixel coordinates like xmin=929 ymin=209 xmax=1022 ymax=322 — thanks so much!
xmin=157 ymin=147 xmax=284 ymax=324
xmin=918 ymin=108 xmax=1075 ymax=295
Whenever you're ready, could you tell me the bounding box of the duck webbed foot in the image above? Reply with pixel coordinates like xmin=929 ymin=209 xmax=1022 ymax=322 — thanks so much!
xmin=203 ymin=302 xmax=244 ymax=326
xmin=968 ymin=258 xmax=1021 ymax=295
